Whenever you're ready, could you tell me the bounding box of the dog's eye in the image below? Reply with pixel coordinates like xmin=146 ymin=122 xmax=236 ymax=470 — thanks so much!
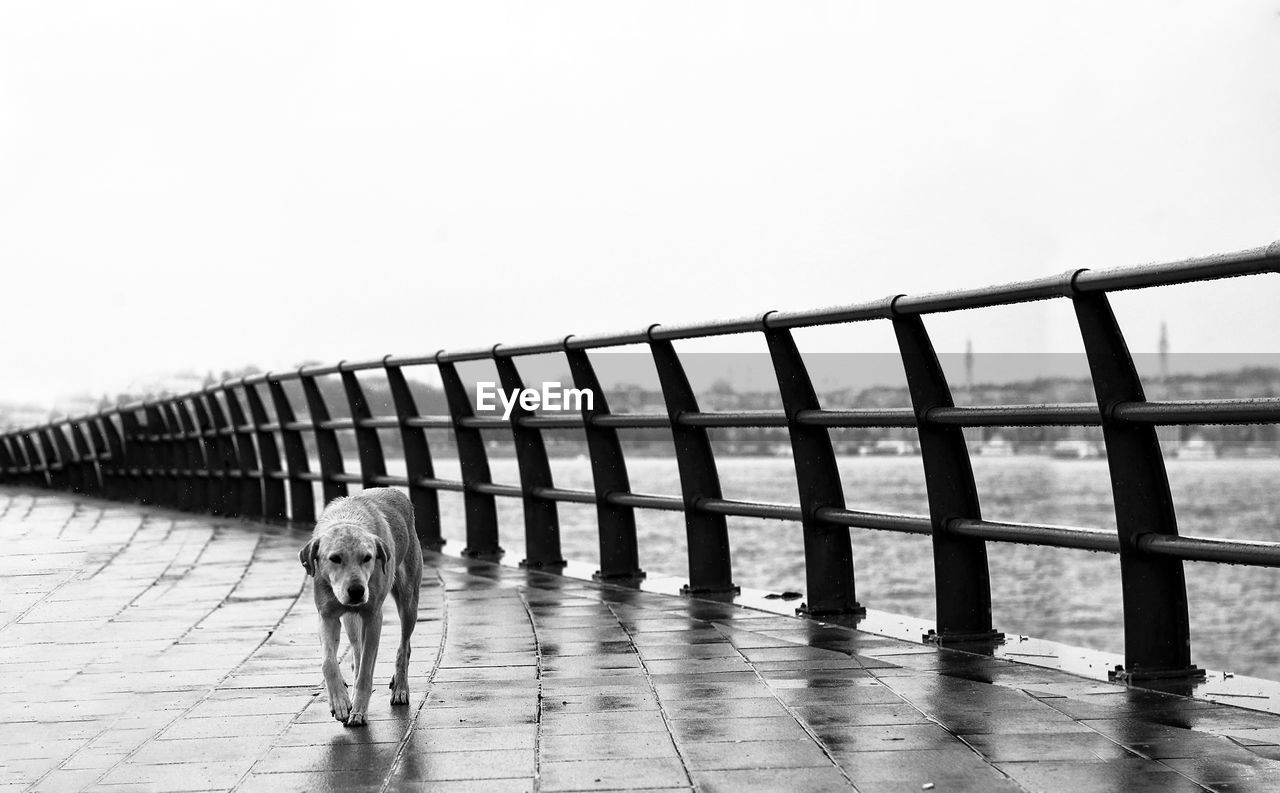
xmin=329 ymin=554 xmax=342 ymax=564
xmin=362 ymin=554 xmax=373 ymax=564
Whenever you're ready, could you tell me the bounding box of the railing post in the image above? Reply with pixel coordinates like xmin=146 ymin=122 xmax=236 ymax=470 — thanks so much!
xmin=20 ymin=432 xmax=47 ymax=489
xmin=222 ymin=385 xmax=263 ymax=518
xmin=143 ymin=404 xmax=176 ymax=507
xmin=648 ymin=334 xmax=736 ymax=595
xmin=381 ymin=360 xmax=448 ymax=552
xmin=763 ymin=321 xmax=862 ymax=616
xmin=243 ymin=380 xmax=287 ymax=521
xmin=190 ymin=397 xmax=229 ymax=515
xmin=300 ymin=370 xmax=347 ymax=508
xmin=117 ymin=410 xmax=148 ymax=502
xmin=438 ymin=358 xmax=503 ymax=559
xmin=383 ymin=359 xmax=445 ymax=550
xmin=52 ymin=424 xmax=84 ymax=494
xmin=95 ymin=415 xmax=125 ymax=501
xmin=892 ymin=310 xmax=1001 ymax=644
xmin=565 ymin=344 xmax=644 ymax=581
xmin=494 ymin=352 xmax=565 ymax=570
xmin=0 ymin=435 xmax=16 ymax=486
xmin=172 ymin=401 xmax=211 ymax=513
xmin=267 ymin=377 xmax=316 ymax=523
xmin=39 ymin=427 xmax=69 ymax=491
xmin=1072 ymin=288 xmax=1201 ymax=681
xmin=69 ymin=420 xmax=102 ymax=496
xmin=159 ymin=403 xmax=193 ymax=511
xmin=340 ymin=366 xmax=388 ymax=491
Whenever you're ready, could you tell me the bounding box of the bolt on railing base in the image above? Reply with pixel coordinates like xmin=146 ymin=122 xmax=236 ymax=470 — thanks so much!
xmin=1109 ymin=664 xmax=1206 ymax=684
xmin=520 ymin=557 xmax=567 ymax=570
xmin=461 ymin=546 xmax=505 ymax=562
xmin=680 ymin=583 xmax=741 ymax=597
xmin=796 ymin=602 xmax=867 ymax=619
xmin=923 ymin=628 xmax=1006 ymax=647
xmin=593 ymin=569 xmax=646 ymax=583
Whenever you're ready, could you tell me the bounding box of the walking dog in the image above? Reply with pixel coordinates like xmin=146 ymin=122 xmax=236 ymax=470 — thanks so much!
xmin=298 ymin=488 xmax=422 ymax=726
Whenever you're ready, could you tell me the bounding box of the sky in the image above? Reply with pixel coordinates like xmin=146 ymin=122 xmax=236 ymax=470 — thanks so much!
xmin=2 ymin=1 xmax=1279 ymax=409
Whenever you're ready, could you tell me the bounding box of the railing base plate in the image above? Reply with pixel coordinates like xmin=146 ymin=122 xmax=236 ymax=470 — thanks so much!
xmin=680 ymin=583 xmax=741 ymax=597
xmin=1109 ymin=664 xmax=1206 ymax=683
xmin=593 ymin=569 xmax=647 ymax=583
xmin=923 ymin=628 xmax=1005 ymax=646
xmin=796 ymin=602 xmax=867 ymax=619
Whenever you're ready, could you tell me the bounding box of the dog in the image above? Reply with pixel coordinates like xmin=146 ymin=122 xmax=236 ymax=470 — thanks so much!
xmin=298 ymin=487 xmax=422 ymax=726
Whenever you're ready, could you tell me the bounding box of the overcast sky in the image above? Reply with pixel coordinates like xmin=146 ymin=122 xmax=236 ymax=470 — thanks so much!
xmin=2 ymin=1 xmax=1279 ymax=407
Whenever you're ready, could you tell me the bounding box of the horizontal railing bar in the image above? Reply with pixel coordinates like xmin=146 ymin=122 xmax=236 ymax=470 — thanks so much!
xmin=458 ymin=417 xmax=509 ymax=430
xmin=471 ymin=481 xmax=524 ymax=497
xmin=1113 ymin=399 xmax=1280 ymax=425
xmin=564 ymin=329 xmax=655 ymax=350
xmin=891 ymin=271 xmax=1081 ymax=316
xmin=949 ymin=518 xmax=1120 ymax=552
xmin=520 ymin=415 xmax=585 ymax=429
xmin=298 ymin=363 xmax=343 ymax=377
xmin=592 ymin=414 xmax=671 ymax=429
xmin=648 ymin=315 xmax=771 ymax=341
xmin=494 ymin=339 xmax=570 ymax=357
xmin=605 ymin=491 xmax=686 ymax=511
xmin=404 ymin=416 xmax=455 ymax=429
xmin=927 ymin=404 xmax=1101 ymax=427
xmin=698 ymin=498 xmax=802 ymax=521
xmin=795 ymin=408 xmax=918 ymax=428
xmin=1136 ymin=533 xmax=1280 ymax=567
xmin=680 ymin=411 xmax=789 ymax=428
xmin=815 ymin=507 xmax=934 ymax=534
xmin=1073 ymin=244 xmax=1280 ymax=294
xmin=337 ymin=359 xmax=385 ymax=373
xmin=415 ymin=476 xmax=467 ymax=492
xmin=529 ymin=486 xmax=598 ymax=504
xmin=762 ymin=297 xmax=898 ymax=330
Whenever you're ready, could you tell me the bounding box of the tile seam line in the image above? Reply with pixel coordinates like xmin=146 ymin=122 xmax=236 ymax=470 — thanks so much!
xmin=518 ymin=583 xmax=545 ymax=793
xmin=714 ymin=619 xmax=859 ymax=787
xmin=375 ymin=565 xmax=451 ymax=793
xmin=607 ymin=598 xmax=696 ymax=790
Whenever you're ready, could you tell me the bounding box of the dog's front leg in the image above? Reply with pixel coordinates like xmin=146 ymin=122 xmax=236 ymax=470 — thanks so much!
xmin=319 ymin=616 xmax=350 ymax=722
xmin=346 ymin=609 xmax=383 ymax=726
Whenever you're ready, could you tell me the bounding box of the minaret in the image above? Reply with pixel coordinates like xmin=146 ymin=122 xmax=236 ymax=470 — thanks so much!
xmin=1158 ymin=321 xmax=1169 ymax=384
xmin=964 ymin=338 xmax=974 ymax=393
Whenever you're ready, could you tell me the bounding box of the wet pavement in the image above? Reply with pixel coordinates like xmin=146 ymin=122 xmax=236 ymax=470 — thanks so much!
xmin=5 ymin=488 xmax=1280 ymax=792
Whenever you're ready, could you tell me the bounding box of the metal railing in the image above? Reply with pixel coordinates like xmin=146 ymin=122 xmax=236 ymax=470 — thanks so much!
xmin=4 ymin=240 xmax=1280 ymax=682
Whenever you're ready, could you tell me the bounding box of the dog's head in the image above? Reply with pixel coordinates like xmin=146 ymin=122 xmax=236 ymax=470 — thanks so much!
xmin=299 ymin=523 xmax=390 ymax=607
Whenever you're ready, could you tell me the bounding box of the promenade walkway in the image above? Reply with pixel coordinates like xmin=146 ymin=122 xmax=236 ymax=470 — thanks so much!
xmin=4 ymin=489 xmax=1280 ymax=792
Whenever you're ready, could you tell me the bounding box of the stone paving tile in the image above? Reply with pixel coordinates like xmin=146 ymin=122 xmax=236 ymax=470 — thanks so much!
xmin=10 ymin=488 xmax=1280 ymax=793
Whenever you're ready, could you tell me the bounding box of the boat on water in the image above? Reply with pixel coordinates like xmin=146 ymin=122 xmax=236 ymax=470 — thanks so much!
xmin=1050 ymin=439 xmax=1104 ymax=460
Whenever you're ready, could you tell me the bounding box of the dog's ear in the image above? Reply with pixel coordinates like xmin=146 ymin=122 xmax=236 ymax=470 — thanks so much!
xmin=374 ymin=537 xmax=390 ymax=575
xmin=298 ymin=537 xmax=320 ymax=577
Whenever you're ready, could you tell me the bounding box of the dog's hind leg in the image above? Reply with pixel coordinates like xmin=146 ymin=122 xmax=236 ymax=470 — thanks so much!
xmin=389 ymin=580 xmax=419 ymax=705
xmin=347 ymin=609 xmax=383 ymax=726
xmin=319 ymin=616 xmax=351 ymax=722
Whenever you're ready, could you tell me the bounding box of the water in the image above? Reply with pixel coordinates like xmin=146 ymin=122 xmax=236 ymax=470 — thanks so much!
xmin=377 ymin=455 xmax=1280 ymax=680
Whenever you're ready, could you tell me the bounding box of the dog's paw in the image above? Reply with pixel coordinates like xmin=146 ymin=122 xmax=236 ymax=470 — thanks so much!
xmin=345 ymin=710 xmax=368 ymax=727
xmin=328 ymin=688 xmax=352 ymax=722
xmin=390 ymin=685 xmax=410 ymax=706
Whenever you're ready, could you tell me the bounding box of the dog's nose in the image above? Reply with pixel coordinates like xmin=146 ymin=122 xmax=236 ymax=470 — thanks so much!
xmin=347 ymin=584 xmax=366 ymax=603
